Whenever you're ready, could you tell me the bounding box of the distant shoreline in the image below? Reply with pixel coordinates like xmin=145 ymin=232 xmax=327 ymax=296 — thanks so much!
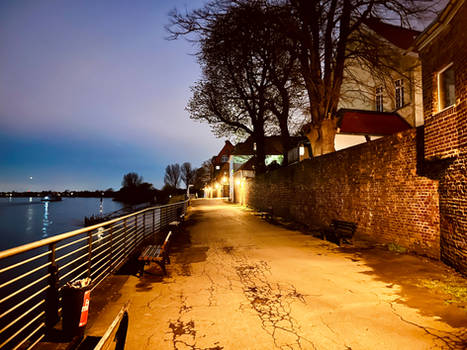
xmin=0 ymin=191 xmax=115 ymax=198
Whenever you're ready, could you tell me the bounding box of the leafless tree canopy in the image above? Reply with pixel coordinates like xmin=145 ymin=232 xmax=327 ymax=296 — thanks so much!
xmin=181 ymin=162 xmax=195 ymax=188
xmin=121 ymin=172 xmax=143 ymax=188
xmin=168 ymin=0 xmax=434 ymax=158
xmin=164 ymin=164 xmax=181 ymax=188
xmin=169 ymin=0 xmax=306 ymax=171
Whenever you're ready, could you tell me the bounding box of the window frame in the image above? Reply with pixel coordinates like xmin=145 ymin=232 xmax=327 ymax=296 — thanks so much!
xmin=437 ymin=62 xmax=456 ymax=112
xmin=375 ymin=86 xmax=384 ymax=112
xmin=395 ymin=79 xmax=404 ymax=109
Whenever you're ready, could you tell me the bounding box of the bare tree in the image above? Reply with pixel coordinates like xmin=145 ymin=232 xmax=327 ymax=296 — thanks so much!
xmin=169 ymin=1 xmax=303 ymax=172
xmin=121 ymin=172 xmax=143 ymax=189
xmin=181 ymin=162 xmax=195 ymax=188
xmin=279 ymin=0 xmax=432 ymax=155
xmin=164 ymin=164 xmax=181 ymax=188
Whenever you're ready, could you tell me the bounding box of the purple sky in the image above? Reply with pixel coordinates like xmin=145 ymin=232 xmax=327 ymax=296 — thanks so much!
xmin=0 ymin=0 xmax=223 ymax=191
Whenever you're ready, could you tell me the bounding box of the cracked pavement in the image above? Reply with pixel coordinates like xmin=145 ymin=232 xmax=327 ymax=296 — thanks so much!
xmin=86 ymin=199 xmax=467 ymax=349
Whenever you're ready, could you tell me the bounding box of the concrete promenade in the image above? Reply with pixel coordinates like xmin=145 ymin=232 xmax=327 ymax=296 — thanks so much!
xmin=86 ymin=199 xmax=467 ymax=349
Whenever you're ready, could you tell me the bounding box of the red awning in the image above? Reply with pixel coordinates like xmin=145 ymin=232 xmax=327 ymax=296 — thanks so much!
xmin=337 ymin=109 xmax=412 ymax=135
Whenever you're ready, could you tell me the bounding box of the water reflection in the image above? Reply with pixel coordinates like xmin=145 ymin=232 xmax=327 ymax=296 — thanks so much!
xmin=42 ymin=202 xmax=50 ymax=237
xmin=26 ymin=205 xmax=34 ymax=234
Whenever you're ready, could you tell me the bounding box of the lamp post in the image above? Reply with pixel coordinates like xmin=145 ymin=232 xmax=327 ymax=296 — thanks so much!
xmin=187 ymin=184 xmax=194 ymax=199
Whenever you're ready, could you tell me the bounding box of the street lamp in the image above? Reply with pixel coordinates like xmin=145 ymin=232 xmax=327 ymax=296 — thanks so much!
xmin=187 ymin=184 xmax=194 ymax=198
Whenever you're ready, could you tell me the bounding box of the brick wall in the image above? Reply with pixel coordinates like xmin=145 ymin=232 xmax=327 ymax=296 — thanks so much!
xmin=419 ymin=1 xmax=467 ymax=274
xmin=244 ymin=128 xmax=441 ymax=259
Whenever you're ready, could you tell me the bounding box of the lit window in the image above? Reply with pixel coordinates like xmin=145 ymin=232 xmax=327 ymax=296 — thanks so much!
xmin=215 ymin=165 xmax=220 ymax=170
xmin=375 ymin=86 xmax=383 ymax=112
xmin=395 ymin=79 xmax=404 ymax=109
xmin=299 ymin=146 xmax=305 ymax=156
xmin=438 ymin=64 xmax=456 ymax=111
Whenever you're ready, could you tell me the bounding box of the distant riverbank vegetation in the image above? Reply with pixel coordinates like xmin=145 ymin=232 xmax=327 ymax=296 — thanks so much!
xmin=2 ymin=161 xmax=211 ymax=206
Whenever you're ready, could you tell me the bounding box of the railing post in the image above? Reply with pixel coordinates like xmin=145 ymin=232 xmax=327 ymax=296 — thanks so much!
xmin=87 ymin=231 xmax=93 ymax=278
xmin=46 ymin=243 xmax=59 ymax=330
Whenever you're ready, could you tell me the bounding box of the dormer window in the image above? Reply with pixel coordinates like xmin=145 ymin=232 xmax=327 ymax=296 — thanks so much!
xmin=395 ymin=79 xmax=404 ymax=109
xmin=437 ymin=63 xmax=456 ymax=111
xmin=375 ymin=86 xmax=384 ymax=112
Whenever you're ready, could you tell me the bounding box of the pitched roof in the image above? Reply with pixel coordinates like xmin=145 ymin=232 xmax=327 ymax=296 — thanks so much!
xmin=213 ymin=140 xmax=234 ymax=164
xmin=363 ymin=18 xmax=421 ymax=50
xmin=415 ymin=0 xmax=465 ymax=51
xmin=337 ymin=109 xmax=412 ymax=136
xmin=238 ymin=157 xmax=256 ymax=171
xmin=232 ymin=136 xmax=283 ymax=155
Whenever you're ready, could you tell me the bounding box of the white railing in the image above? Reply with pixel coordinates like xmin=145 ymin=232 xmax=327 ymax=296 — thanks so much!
xmin=0 ymin=200 xmax=188 ymax=349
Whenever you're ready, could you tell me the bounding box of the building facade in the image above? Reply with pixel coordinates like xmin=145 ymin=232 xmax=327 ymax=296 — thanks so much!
xmin=416 ymin=0 xmax=466 ymax=274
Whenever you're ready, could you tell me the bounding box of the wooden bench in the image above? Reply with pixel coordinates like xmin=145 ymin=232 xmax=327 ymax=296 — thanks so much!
xmin=258 ymin=206 xmax=273 ymax=221
xmin=138 ymin=231 xmax=172 ymax=276
xmin=168 ymin=220 xmax=181 ymax=233
xmin=76 ymin=303 xmax=129 ymax=349
xmin=324 ymin=220 xmax=357 ymax=246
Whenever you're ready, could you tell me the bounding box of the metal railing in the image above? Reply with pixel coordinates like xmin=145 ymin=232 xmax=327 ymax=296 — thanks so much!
xmin=0 ymin=200 xmax=188 ymax=350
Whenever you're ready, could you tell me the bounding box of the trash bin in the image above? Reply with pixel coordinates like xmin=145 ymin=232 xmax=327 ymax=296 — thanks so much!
xmin=62 ymin=278 xmax=91 ymax=340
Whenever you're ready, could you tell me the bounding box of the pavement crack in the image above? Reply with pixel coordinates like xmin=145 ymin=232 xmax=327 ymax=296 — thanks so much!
xmin=167 ymin=293 xmax=224 ymax=350
xmin=388 ymin=301 xmax=467 ymax=349
xmin=234 ymin=258 xmax=315 ymax=350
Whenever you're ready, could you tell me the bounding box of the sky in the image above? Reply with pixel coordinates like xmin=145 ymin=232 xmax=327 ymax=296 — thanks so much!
xmin=0 ymin=0 xmax=223 ymax=192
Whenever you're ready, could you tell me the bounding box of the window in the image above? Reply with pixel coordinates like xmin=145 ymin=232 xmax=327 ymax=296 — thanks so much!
xmin=395 ymin=79 xmax=404 ymax=109
xmin=375 ymin=86 xmax=384 ymax=112
xmin=438 ymin=64 xmax=456 ymax=111
xmin=221 ymin=155 xmax=228 ymax=163
xmin=215 ymin=165 xmax=220 ymax=170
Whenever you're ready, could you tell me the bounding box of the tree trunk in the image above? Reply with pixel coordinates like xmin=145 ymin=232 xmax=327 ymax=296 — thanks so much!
xmin=304 ymin=118 xmax=338 ymax=157
xmin=254 ymin=131 xmax=266 ymax=174
xmin=279 ymin=117 xmax=291 ymax=165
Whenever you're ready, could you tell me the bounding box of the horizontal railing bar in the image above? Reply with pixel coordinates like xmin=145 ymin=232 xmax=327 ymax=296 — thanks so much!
xmin=55 ymin=235 xmax=88 ymax=252
xmin=0 ymin=201 xmax=188 ymax=259
xmin=13 ymin=321 xmax=44 ymax=350
xmin=110 ymin=230 xmax=126 ymax=246
xmin=67 ymin=270 xmax=88 ymax=286
xmin=91 ymin=239 xmax=112 ymax=255
xmin=0 ymin=299 xmax=44 ymax=335
xmin=0 ymin=273 xmax=48 ymax=306
xmin=0 ymin=285 xmax=48 ymax=320
xmin=90 ymin=248 xmax=112 ymax=266
xmin=0 ymin=249 xmax=50 ymax=274
xmin=0 ymin=310 xmax=45 ymax=349
xmin=90 ymin=262 xmax=110 ymax=281
xmin=26 ymin=332 xmax=45 ymax=350
xmin=58 ymin=260 xmax=88 ymax=282
xmin=57 ymin=253 xmax=87 ymax=272
xmin=56 ymin=244 xmax=88 ymax=263
xmin=0 ymin=261 xmax=51 ymax=290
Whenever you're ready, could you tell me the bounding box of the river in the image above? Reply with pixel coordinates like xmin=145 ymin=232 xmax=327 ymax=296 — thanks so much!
xmin=0 ymin=197 xmax=125 ymax=251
